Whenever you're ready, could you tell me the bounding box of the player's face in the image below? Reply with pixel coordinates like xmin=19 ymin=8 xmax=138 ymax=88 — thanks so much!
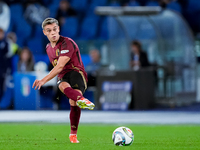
xmin=43 ymin=23 xmax=60 ymax=43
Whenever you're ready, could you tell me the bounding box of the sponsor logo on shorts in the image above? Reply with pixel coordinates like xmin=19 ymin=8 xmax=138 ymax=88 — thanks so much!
xmin=72 ymin=84 xmax=78 ymax=88
xmin=61 ymin=50 xmax=69 ymax=54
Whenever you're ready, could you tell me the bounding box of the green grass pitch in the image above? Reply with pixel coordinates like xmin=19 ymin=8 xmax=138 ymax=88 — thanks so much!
xmin=0 ymin=123 xmax=199 ymax=150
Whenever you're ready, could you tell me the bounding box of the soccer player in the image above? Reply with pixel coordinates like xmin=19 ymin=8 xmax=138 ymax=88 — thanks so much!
xmin=32 ymin=18 xmax=95 ymax=143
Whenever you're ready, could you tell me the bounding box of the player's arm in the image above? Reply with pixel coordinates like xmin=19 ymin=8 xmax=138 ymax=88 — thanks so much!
xmin=32 ymin=56 xmax=70 ymax=90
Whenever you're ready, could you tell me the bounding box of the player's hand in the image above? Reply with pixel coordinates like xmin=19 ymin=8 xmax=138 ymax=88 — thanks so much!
xmin=32 ymin=79 xmax=45 ymax=90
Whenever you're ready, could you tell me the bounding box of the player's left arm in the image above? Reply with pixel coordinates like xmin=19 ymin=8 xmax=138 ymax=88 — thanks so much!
xmin=32 ymin=56 xmax=70 ymax=90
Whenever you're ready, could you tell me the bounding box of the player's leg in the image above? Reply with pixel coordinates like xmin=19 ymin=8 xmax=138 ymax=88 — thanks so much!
xmin=58 ymin=71 xmax=95 ymax=110
xmin=60 ymin=84 xmax=82 ymax=136
xmin=68 ymin=71 xmax=95 ymax=110
xmin=58 ymin=81 xmax=84 ymax=101
xmin=58 ymin=81 xmax=94 ymax=109
xmin=69 ymin=92 xmax=81 ymax=143
xmin=58 ymin=82 xmax=81 ymax=143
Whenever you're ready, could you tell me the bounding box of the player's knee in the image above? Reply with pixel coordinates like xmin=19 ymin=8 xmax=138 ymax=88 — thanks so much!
xmin=69 ymin=99 xmax=77 ymax=106
xmin=58 ymin=82 xmax=71 ymax=93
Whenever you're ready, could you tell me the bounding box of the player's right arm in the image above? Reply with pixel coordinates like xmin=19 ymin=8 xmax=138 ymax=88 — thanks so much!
xmin=32 ymin=56 xmax=70 ymax=90
xmin=32 ymin=39 xmax=75 ymax=90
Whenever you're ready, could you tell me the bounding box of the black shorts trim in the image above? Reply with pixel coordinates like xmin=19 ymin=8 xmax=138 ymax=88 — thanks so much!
xmin=57 ymin=71 xmax=87 ymax=94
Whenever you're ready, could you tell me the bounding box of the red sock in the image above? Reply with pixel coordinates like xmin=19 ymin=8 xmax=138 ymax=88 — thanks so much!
xmin=64 ymin=87 xmax=83 ymax=101
xmin=70 ymin=106 xmax=81 ymax=135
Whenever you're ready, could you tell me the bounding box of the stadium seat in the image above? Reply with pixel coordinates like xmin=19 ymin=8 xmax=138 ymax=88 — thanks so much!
xmin=128 ymin=1 xmax=140 ymax=6
xmin=48 ymin=6 xmax=58 ymax=18
xmin=71 ymin=0 xmax=88 ymax=12
xmin=79 ymin=17 xmax=99 ymax=40
xmin=48 ymin=0 xmax=61 ymax=17
xmin=60 ymin=17 xmax=78 ymax=39
xmin=109 ymin=1 xmax=120 ymax=7
xmin=99 ymin=17 xmax=108 ymax=40
xmin=86 ymin=3 xmax=97 ymax=16
xmin=86 ymin=2 xmax=107 ymax=17
xmin=167 ymin=1 xmax=182 ymax=13
xmin=27 ymin=38 xmax=44 ymax=54
xmin=15 ymin=18 xmax=32 ymax=47
xmin=146 ymin=1 xmax=159 ymax=6
xmin=91 ymin=0 xmax=108 ymax=6
xmin=10 ymin=4 xmax=23 ymax=24
xmin=86 ymin=0 xmax=108 ymax=16
xmin=34 ymin=25 xmax=44 ymax=39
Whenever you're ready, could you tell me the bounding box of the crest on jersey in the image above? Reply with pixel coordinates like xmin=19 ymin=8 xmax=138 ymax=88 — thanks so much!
xmin=56 ymin=49 xmax=60 ymax=56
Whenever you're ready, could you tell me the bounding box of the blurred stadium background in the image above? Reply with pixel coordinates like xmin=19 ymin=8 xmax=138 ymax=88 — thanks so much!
xmin=0 ymin=0 xmax=200 ymax=144
xmin=0 ymin=0 xmax=200 ymax=110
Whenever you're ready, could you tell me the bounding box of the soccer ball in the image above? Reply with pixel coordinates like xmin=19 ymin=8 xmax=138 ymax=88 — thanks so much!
xmin=112 ymin=126 xmax=134 ymax=146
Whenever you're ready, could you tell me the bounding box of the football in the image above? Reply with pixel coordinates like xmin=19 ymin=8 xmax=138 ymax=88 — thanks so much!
xmin=112 ymin=126 xmax=134 ymax=146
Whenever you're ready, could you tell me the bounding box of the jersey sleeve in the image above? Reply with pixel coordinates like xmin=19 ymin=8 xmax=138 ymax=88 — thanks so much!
xmin=60 ymin=39 xmax=75 ymax=58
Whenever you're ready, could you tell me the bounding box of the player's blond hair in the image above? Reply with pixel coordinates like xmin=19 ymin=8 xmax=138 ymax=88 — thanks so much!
xmin=42 ymin=18 xmax=59 ymax=29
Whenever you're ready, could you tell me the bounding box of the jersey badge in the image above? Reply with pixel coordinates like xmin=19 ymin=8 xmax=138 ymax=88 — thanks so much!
xmin=56 ymin=49 xmax=60 ymax=56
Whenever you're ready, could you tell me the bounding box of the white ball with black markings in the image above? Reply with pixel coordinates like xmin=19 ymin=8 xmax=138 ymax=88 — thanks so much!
xmin=112 ymin=127 xmax=134 ymax=146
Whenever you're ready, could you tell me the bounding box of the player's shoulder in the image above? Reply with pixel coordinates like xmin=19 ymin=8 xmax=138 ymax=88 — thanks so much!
xmin=60 ymin=36 xmax=76 ymax=48
xmin=60 ymin=36 xmax=74 ymax=44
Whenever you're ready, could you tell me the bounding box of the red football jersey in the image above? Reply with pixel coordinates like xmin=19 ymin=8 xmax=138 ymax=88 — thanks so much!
xmin=46 ymin=36 xmax=87 ymax=81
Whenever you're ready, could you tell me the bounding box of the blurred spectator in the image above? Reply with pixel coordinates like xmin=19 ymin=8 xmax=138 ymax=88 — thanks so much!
xmin=159 ymin=0 xmax=172 ymax=8
xmin=24 ymin=0 xmax=49 ymax=26
xmin=130 ymin=40 xmax=150 ymax=71
xmin=0 ymin=1 xmax=10 ymax=32
xmin=7 ymin=32 xmax=21 ymax=55
xmin=0 ymin=28 xmax=10 ymax=99
xmin=86 ymin=49 xmax=101 ymax=87
xmin=56 ymin=0 xmax=77 ymax=27
xmin=17 ymin=47 xmax=34 ymax=72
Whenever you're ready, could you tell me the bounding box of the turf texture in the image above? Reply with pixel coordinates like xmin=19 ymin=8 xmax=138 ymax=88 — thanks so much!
xmin=0 ymin=123 xmax=199 ymax=150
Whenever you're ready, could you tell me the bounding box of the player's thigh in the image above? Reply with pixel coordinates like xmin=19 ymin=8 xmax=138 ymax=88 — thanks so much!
xmin=69 ymin=71 xmax=87 ymax=94
xmin=58 ymin=81 xmax=71 ymax=93
xmin=57 ymin=72 xmax=71 ymax=93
